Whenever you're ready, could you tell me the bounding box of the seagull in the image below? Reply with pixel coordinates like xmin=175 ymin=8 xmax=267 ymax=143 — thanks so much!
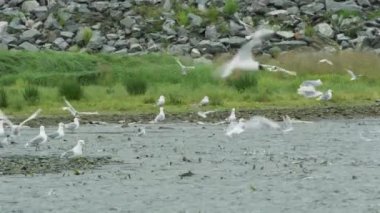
xmin=219 ymin=28 xmax=274 ymax=78
xmin=25 ymin=126 xmax=48 ymax=151
xmin=281 ymin=115 xmax=294 ymax=133
xmin=225 ymin=116 xmax=281 ymax=137
xmin=226 ymin=108 xmax=236 ymax=123
xmin=317 ymin=89 xmax=333 ymax=101
xmin=297 ymin=85 xmax=323 ymax=98
xmin=260 ymin=64 xmax=297 ymax=76
xmin=60 ymin=140 xmax=85 ymax=158
xmin=175 ymin=58 xmax=195 ymax=75
xmin=64 ymin=117 xmax=79 ymax=132
xmin=48 ymin=122 xmax=65 ymax=140
xmin=156 ymin=95 xmax=165 ymax=107
xmin=318 ymin=59 xmax=333 ymax=66
xmin=152 ymin=107 xmax=165 ymax=123
xmin=197 ymin=110 xmax=215 ymax=119
xmin=199 ymin=96 xmax=209 ymax=106
xmin=300 ymin=79 xmax=323 ymax=87
xmin=62 ymin=98 xmax=98 ymax=117
xmin=137 ymin=126 xmax=146 ymax=136
xmin=4 ymin=109 xmax=42 ymax=137
xmin=346 ymin=69 xmax=361 ymax=81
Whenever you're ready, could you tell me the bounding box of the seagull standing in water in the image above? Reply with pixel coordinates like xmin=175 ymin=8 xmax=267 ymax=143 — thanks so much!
xmin=65 ymin=117 xmax=79 ymax=132
xmin=226 ymin=108 xmax=236 ymax=123
xmin=48 ymin=122 xmax=65 ymax=140
xmin=152 ymin=107 xmax=165 ymax=123
xmin=225 ymin=116 xmax=281 ymax=137
xmin=25 ymin=126 xmax=48 ymax=151
xmin=199 ymin=96 xmax=209 ymax=106
xmin=175 ymin=58 xmax=195 ymax=75
xmin=60 ymin=140 xmax=85 ymax=158
xmin=156 ymin=95 xmax=165 ymax=107
xmin=219 ymin=28 xmax=274 ymax=78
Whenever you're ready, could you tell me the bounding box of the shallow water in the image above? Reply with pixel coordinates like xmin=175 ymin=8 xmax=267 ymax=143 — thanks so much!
xmin=1 ymin=118 xmax=380 ymax=212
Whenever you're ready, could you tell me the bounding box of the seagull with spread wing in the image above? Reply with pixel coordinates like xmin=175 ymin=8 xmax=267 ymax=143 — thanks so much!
xmin=62 ymin=98 xmax=98 ymax=117
xmin=175 ymin=58 xmax=195 ymax=75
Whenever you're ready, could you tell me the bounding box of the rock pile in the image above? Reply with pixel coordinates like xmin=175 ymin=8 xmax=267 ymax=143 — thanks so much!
xmin=0 ymin=0 xmax=379 ymax=56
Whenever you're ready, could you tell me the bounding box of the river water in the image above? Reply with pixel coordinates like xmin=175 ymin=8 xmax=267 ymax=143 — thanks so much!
xmin=1 ymin=118 xmax=380 ymax=212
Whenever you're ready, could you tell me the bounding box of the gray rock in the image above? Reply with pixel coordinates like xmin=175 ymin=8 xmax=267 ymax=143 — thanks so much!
xmin=53 ymin=37 xmax=69 ymax=50
xmin=86 ymin=31 xmax=104 ymax=50
xmin=356 ymin=0 xmax=371 ymax=7
xmin=60 ymin=31 xmax=74 ymax=38
xmin=276 ymin=31 xmax=294 ymax=39
xmin=300 ymin=3 xmax=324 ymax=15
xmin=188 ymin=13 xmax=203 ymax=27
xmin=336 ymin=33 xmax=350 ymax=41
xmin=0 ymin=21 xmax=8 ymax=35
xmin=106 ymin=33 xmax=119 ymax=40
xmin=1 ymin=34 xmax=17 ymax=45
xmin=120 ymin=16 xmax=135 ymax=29
xmin=21 ymin=0 xmax=40 ymax=12
xmin=162 ymin=19 xmax=176 ymax=35
xmin=314 ymin=23 xmax=334 ymax=38
xmin=91 ymin=1 xmax=109 ymax=12
xmin=20 ymin=29 xmax=41 ymax=41
xmin=168 ymin=44 xmax=191 ymax=55
xmin=229 ymin=21 xmax=244 ymax=36
xmin=114 ymin=39 xmax=128 ymax=49
xmin=19 ymin=41 xmax=39 ymax=51
xmin=44 ymin=13 xmax=60 ymax=30
xmin=129 ymin=43 xmax=143 ymax=53
xmin=0 ymin=0 xmax=4 ymax=7
xmin=101 ymin=45 xmax=116 ymax=53
xmin=340 ymin=40 xmax=351 ymax=49
xmin=325 ymin=0 xmax=361 ymax=12
xmin=8 ymin=18 xmax=27 ymax=33
xmin=205 ymin=25 xmax=220 ymax=41
xmin=339 ymin=17 xmax=361 ymax=31
xmin=219 ymin=36 xmax=246 ymax=47
xmin=271 ymin=40 xmax=308 ymax=50
xmin=198 ymin=40 xmax=227 ymax=54
xmin=120 ymin=1 xmax=132 ymax=9
xmin=163 ymin=0 xmax=172 ymax=11
xmin=269 ymin=0 xmax=296 ymax=8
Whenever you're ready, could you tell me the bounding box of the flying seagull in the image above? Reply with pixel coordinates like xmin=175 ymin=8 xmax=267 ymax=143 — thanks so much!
xmin=60 ymin=140 xmax=85 ymax=158
xmin=175 ymin=58 xmax=195 ymax=75
xmin=297 ymin=85 xmax=323 ymax=98
xmin=346 ymin=69 xmax=361 ymax=81
xmin=318 ymin=59 xmax=333 ymax=66
xmin=0 ymin=108 xmax=42 ymax=137
xmin=260 ymin=64 xmax=297 ymax=76
xmin=197 ymin=110 xmax=215 ymax=119
xmin=219 ymin=28 xmax=274 ymax=78
xmin=62 ymin=98 xmax=98 ymax=117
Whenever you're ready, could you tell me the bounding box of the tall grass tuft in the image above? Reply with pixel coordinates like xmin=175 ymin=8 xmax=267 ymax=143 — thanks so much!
xmin=123 ymin=76 xmax=148 ymax=95
xmin=176 ymin=10 xmax=189 ymax=26
xmin=0 ymin=88 xmax=8 ymax=108
xmin=223 ymin=0 xmax=238 ymax=16
xmin=59 ymin=80 xmax=83 ymax=100
xmin=226 ymin=72 xmax=258 ymax=92
xmin=23 ymin=85 xmax=40 ymax=104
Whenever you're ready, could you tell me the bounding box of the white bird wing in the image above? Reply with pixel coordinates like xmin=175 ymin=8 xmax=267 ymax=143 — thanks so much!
xmin=175 ymin=58 xmax=185 ymax=69
xmin=19 ymin=109 xmax=41 ymax=128
xmin=346 ymin=69 xmax=356 ymax=79
xmin=244 ymin=116 xmax=281 ymax=130
xmin=0 ymin=110 xmax=14 ymax=128
xmin=78 ymin=111 xmax=99 ymax=115
xmin=319 ymin=59 xmax=333 ymax=65
xmin=63 ymin=98 xmax=78 ymax=116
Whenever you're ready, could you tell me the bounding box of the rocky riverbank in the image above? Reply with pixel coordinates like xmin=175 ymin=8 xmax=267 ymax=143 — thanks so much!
xmin=0 ymin=0 xmax=380 ymax=57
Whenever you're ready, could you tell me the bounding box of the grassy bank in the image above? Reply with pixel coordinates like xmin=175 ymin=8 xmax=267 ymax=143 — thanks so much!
xmin=0 ymin=50 xmax=379 ymax=117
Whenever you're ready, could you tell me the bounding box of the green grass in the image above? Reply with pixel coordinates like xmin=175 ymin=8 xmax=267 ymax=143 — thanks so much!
xmin=223 ymin=0 xmax=238 ymax=16
xmin=0 ymin=50 xmax=379 ymax=117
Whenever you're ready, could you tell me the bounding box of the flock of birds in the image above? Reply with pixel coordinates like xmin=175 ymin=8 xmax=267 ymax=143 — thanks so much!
xmin=0 ymin=27 xmax=369 ymax=157
xmin=0 ymin=98 xmax=93 ymax=157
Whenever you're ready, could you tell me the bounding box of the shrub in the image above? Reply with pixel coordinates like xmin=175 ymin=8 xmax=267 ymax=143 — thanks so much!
xmin=176 ymin=10 xmax=189 ymax=26
xmin=59 ymin=80 xmax=83 ymax=100
xmin=0 ymin=88 xmax=8 ymax=108
xmin=123 ymin=76 xmax=147 ymax=95
xmin=223 ymin=0 xmax=238 ymax=16
xmin=304 ymin=24 xmax=315 ymax=37
xmin=206 ymin=7 xmax=220 ymax=23
xmin=227 ymin=72 xmax=258 ymax=92
xmin=23 ymin=85 xmax=40 ymax=104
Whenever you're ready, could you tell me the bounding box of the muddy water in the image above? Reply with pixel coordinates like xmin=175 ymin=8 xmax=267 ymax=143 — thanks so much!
xmin=1 ymin=118 xmax=380 ymax=212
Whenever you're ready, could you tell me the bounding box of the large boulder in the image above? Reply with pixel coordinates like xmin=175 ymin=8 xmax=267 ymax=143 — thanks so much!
xmin=325 ymin=0 xmax=361 ymax=12
xmin=314 ymin=23 xmax=334 ymax=38
xmin=19 ymin=41 xmax=39 ymax=51
xmin=21 ymin=0 xmax=40 ymax=12
xmin=20 ymin=29 xmax=41 ymax=42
